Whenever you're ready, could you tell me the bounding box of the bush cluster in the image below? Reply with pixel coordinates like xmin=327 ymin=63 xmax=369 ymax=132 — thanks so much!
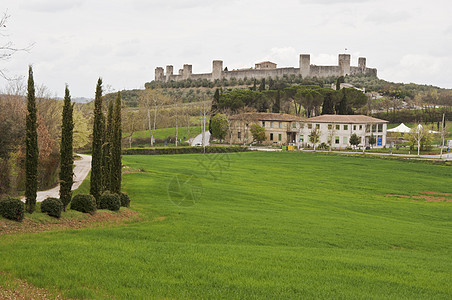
xmin=99 ymin=191 xmax=121 ymax=211
xmin=71 ymin=194 xmax=97 ymax=214
xmin=41 ymin=197 xmax=63 ymax=218
xmin=120 ymin=192 xmax=130 ymax=207
xmin=0 ymin=196 xmax=25 ymax=222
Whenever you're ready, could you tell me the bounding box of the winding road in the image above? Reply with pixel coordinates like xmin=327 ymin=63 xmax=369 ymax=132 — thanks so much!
xmin=22 ymin=154 xmax=92 ymax=203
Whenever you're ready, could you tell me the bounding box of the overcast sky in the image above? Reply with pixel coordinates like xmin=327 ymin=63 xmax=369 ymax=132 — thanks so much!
xmin=1 ymin=0 xmax=451 ymax=98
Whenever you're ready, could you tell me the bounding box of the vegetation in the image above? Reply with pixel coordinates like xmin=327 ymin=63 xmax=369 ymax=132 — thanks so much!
xmin=25 ymin=66 xmax=39 ymax=214
xmin=0 ymin=196 xmax=24 ymax=222
xmin=111 ymin=92 xmax=122 ymax=194
xmin=59 ymin=85 xmax=74 ymax=211
xmin=40 ymin=197 xmax=63 ymax=218
xmin=250 ymin=124 xmax=266 ymax=143
xmin=90 ymin=78 xmax=104 ymax=205
xmin=1 ymin=152 xmax=451 ymax=298
xmin=99 ymin=191 xmax=121 ymax=212
xmin=70 ymin=194 xmax=97 ymax=214
xmin=210 ymin=114 xmax=229 ymax=141
xmin=119 ymin=192 xmax=130 ymax=208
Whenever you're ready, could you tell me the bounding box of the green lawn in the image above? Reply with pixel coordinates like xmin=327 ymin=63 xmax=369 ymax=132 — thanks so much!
xmin=125 ymin=126 xmax=203 ymax=140
xmin=0 ymin=152 xmax=451 ymax=298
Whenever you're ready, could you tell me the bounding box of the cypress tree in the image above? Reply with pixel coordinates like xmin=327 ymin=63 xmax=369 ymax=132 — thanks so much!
xmin=110 ymin=92 xmax=122 ymax=194
xmin=25 ymin=66 xmax=39 ymax=214
xmin=272 ymin=89 xmax=281 ymax=113
xmin=90 ymin=78 xmax=104 ymax=205
xmin=102 ymin=101 xmax=113 ymax=192
xmin=337 ymin=89 xmax=348 ymax=115
xmin=59 ymin=85 xmax=74 ymax=211
xmin=259 ymin=78 xmax=266 ymax=92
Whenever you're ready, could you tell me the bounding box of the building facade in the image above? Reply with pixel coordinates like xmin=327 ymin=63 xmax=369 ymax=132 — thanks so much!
xmin=227 ymin=113 xmax=388 ymax=148
xmin=227 ymin=113 xmax=304 ymax=145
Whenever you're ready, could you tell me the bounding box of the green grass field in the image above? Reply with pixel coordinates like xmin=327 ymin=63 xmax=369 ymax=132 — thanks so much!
xmin=125 ymin=126 xmax=203 ymax=140
xmin=0 ymin=152 xmax=451 ymax=298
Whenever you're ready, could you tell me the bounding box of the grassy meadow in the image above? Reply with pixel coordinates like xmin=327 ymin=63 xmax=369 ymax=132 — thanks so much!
xmin=0 ymin=152 xmax=451 ymax=298
xmin=125 ymin=126 xmax=203 ymax=140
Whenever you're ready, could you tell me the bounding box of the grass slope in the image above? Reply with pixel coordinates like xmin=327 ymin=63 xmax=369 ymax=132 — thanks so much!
xmin=0 ymin=152 xmax=451 ymax=298
xmin=125 ymin=126 xmax=202 ymax=140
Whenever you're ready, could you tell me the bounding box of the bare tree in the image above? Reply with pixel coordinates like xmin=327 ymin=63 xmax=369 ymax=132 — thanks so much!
xmin=1 ymin=11 xmax=33 ymax=80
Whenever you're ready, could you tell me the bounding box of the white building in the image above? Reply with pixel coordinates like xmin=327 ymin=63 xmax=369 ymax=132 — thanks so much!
xmin=300 ymin=115 xmax=388 ymax=149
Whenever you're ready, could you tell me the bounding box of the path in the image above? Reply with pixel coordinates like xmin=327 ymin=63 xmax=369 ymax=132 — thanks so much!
xmin=22 ymin=154 xmax=92 ymax=203
xmin=191 ymin=131 xmax=210 ymax=147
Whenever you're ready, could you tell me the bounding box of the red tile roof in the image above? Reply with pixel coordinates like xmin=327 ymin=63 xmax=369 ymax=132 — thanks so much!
xmin=229 ymin=112 xmax=304 ymax=122
xmin=305 ymin=115 xmax=388 ymax=124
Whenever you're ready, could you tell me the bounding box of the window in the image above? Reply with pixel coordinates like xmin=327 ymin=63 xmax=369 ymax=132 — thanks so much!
xmin=353 ymin=125 xmax=357 ymax=131
xmin=328 ymin=124 xmax=332 ymax=130
xmin=359 ymin=125 xmax=363 ymax=130
xmin=308 ymin=124 xmax=312 ymax=129
xmin=292 ymin=122 xmax=297 ymax=128
xmin=344 ymin=125 xmax=348 ymax=130
xmin=315 ymin=124 xmax=320 ymax=129
xmin=270 ymin=122 xmax=273 ymax=128
xmin=336 ymin=124 xmax=340 ymax=130
xmin=279 ymin=122 xmax=282 ymax=128
xmin=335 ymin=136 xmax=340 ymax=144
xmin=372 ymin=125 xmax=377 ymax=133
xmin=366 ymin=125 xmax=370 ymax=132
xmin=378 ymin=124 xmax=383 ymax=132
xmin=278 ymin=134 xmax=282 ymax=141
xmin=238 ymin=132 xmax=241 ymax=139
xmin=270 ymin=133 xmax=273 ymax=141
xmin=300 ymin=123 xmax=305 ymax=129
xmin=262 ymin=121 xmax=266 ymax=127
xmin=343 ymin=137 xmax=348 ymax=144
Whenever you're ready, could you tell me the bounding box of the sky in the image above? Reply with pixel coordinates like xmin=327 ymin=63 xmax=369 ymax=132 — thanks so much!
xmin=1 ymin=0 xmax=452 ymax=98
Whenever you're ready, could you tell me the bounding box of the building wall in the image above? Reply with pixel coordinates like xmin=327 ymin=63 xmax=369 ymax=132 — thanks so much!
xmin=228 ymin=120 xmax=295 ymax=145
xmin=226 ymin=119 xmax=387 ymax=148
xmin=300 ymin=122 xmax=387 ymax=148
xmin=155 ymin=53 xmax=377 ymax=82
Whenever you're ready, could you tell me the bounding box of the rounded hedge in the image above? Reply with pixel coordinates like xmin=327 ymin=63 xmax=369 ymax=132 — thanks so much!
xmin=70 ymin=194 xmax=97 ymax=214
xmin=119 ymin=192 xmax=130 ymax=208
xmin=99 ymin=191 xmax=121 ymax=212
xmin=41 ymin=197 xmax=63 ymax=218
xmin=0 ymin=196 xmax=24 ymax=222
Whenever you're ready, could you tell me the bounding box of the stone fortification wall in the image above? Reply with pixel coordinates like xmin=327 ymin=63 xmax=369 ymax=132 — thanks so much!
xmin=154 ymin=53 xmax=377 ymax=82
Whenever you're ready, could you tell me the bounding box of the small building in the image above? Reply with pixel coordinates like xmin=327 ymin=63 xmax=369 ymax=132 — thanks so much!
xmin=302 ymin=115 xmax=388 ymax=148
xmin=255 ymin=61 xmax=277 ymax=70
xmin=227 ymin=113 xmax=304 ymax=145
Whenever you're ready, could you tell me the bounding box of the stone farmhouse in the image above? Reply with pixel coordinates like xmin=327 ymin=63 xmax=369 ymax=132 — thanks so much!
xmin=226 ymin=113 xmax=388 ymax=149
xmin=155 ymin=53 xmax=377 ymax=83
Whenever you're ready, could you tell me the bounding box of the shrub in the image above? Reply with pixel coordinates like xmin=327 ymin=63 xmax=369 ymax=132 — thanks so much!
xmin=99 ymin=191 xmax=121 ymax=211
xmin=70 ymin=194 xmax=97 ymax=214
xmin=0 ymin=196 xmax=24 ymax=222
xmin=41 ymin=197 xmax=63 ymax=218
xmin=120 ymin=192 xmax=130 ymax=207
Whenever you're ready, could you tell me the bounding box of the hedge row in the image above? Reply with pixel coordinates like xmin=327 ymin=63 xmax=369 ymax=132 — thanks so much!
xmin=122 ymin=146 xmax=250 ymax=155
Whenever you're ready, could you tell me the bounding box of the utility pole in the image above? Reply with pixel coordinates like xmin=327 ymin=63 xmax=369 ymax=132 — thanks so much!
xmin=175 ymin=99 xmax=178 ymax=147
xmin=202 ymin=103 xmax=206 ymax=154
xmin=440 ymin=113 xmax=445 ymax=159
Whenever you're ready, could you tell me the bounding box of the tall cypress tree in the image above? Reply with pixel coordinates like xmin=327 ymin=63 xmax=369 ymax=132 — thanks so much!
xmin=25 ymin=66 xmax=39 ymax=214
xmin=102 ymin=101 xmax=113 ymax=192
xmin=110 ymin=92 xmax=122 ymax=194
xmin=272 ymin=89 xmax=281 ymax=113
xmin=59 ymin=85 xmax=74 ymax=211
xmin=90 ymin=78 xmax=103 ymax=205
xmin=259 ymin=78 xmax=266 ymax=92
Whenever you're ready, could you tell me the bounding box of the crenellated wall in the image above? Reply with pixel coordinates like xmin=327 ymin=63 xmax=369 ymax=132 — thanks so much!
xmin=154 ymin=53 xmax=377 ymax=82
